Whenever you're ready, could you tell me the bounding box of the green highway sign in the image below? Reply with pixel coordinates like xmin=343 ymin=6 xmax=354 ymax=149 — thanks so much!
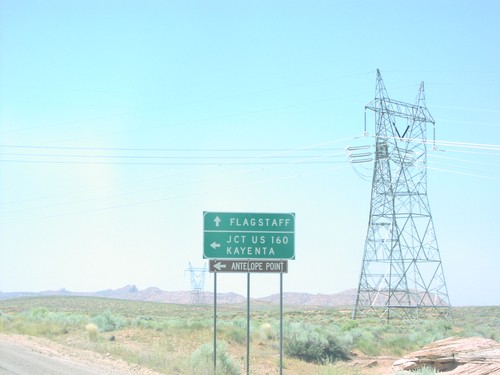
xmin=203 ymin=212 xmax=295 ymax=259
xmin=209 ymin=259 xmax=288 ymax=273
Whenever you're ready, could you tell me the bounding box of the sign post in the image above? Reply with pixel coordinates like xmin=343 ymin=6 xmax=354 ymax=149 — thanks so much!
xmin=247 ymin=272 xmax=250 ymax=375
xmin=213 ymin=272 xmax=217 ymax=374
xmin=204 ymin=212 xmax=294 ymax=375
xmin=280 ymin=273 xmax=284 ymax=375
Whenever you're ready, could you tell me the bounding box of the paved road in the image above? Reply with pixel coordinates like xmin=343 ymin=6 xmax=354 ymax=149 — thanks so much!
xmin=0 ymin=340 xmax=104 ymax=375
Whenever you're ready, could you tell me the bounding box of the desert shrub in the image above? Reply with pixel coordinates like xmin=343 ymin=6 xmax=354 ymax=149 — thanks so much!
xmin=189 ymin=342 xmax=240 ymax=375
xmin=132 ymin=315 xmax=160 ymax=330
xmin=162 ymin=318 xmax=184 ymax=329
xmin=30 ymin=307 xmax=49 ymax=319
xmin=383 ymin=334 xmax=414 ymax=356
xmin=163 ymin=317 xmax=212 ymax=331
xmin=396 ymin=365 xmax=437 ymax=374
xmin=259 ymin=322 xmax=276 ymax=340
xmin=12 ymin=308 xmax=86 ymax=336
xmin=420 ymin=320 xmax=452 ymax=339
xmin=461 ymin=316 xmax=500 ymax=341
xmin=21 ymin=307 xmax=86 ymax=326
xmin=353 ymin=328 xmax=380 ymax=356
xmin=318 ymin=368 xmax=361 ymax=375
xmin=91 ymin=310 xmax=126 ymax=332
xmin=345 ymin=318 xmax=456 ymax=356
xmin=185 ymin=319 xmax=212 ymax=330
xmin=340 ymin=319 xmax=359 ymax=331
xmin=85 ymin=323 xmax=99 ymax=341
xmin=0 ymin=310 xmax=10 ymax=332
xmin=219 ymin=318 xmax=247 ymax=344
xmin=225 ymin=325 xmax=246 ymax=344
xmin=284 ymin=323 xmax=351 ymax=364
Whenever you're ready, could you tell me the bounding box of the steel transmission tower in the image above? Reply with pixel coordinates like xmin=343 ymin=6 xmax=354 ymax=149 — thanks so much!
xmin=186 ymin=262 xmax=207 ymax=305
xmin=352 ymin=70 xmax=451 ymax=321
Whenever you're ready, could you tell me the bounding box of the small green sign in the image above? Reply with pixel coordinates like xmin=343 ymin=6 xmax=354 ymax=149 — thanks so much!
xmin=203 ymin=212 xmax=295 ymax=260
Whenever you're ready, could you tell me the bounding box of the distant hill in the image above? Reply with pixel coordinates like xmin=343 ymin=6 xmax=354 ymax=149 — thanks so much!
xmin=0 ymin=285 xmax=357 ymax=306
xmin=259 ymin=290 xmax=357 ymax=306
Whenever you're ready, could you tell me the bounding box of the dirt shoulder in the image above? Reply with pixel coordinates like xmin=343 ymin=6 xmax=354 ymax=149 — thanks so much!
xmin=0 ymin=333 xmax=162 ymax=375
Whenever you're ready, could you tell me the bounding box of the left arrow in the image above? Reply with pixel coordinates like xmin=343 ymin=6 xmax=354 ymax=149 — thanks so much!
xmin=213 ymin=262 xmax=227 ymax=271
xmin=210 ymin=242 xmax=221 ymax=250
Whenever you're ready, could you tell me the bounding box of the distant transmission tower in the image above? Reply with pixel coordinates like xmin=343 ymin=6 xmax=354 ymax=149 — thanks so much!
xmin=352 ymin=70 xmax=452 ymax=322
xmin=186 ymin=262 xmax=207 ymax=305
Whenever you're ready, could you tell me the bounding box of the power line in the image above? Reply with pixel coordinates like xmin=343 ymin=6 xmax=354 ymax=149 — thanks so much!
xmin=428 ymin=166 xmax=500 ymax=181
xmin=0 ymin=158 xmax=346 ymax=166
xmin=431 ymin=105 xmax=500 ymax=114
xmin=432 ymin=139 xmax=500 ymax=151
xmin=428 ymin=159 xmax=500 ymax=177
xmin=0 ymin=149 xmax=347 ymax=166
xmin=366 ymin=135 xmax=500 ymax=152
xmin=0 ymin=137 xmax=354 ymax=165
xmin=0 ymin=136 xmax=357 ymax=215
xmin=0 ymin=164 xmax=350 ymax=221
xmin=0 ymin=144 xmax=346 ymax=152
xmin=4 ymin=135 xmax=499 ymax=165
xmin=429 ymin=153 xmax=500 ymax=169
xmin=2 ymin=132 xmax=498 ymax=222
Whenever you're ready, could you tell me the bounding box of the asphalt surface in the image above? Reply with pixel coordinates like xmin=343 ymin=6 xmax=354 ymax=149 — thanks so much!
xmin=0 ymin=340 xmax=102 ymax=375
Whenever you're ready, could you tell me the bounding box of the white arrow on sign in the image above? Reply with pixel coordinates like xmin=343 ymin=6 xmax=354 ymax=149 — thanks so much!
xmin=213 ymin=262 xmax=227 ymax=271
xmin=214 ymin=216 xmax=221 ymax=227
xmin=210 ymin=242 xmax=221 ymax=250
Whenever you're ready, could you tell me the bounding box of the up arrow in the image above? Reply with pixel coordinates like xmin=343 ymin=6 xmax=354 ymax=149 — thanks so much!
xmin=210 ymin=242 xmax=221 ymax=250
xmin=214 ymin=216 xmax=221 ymax=227
xmin=213 ymin=262 xmax=226 ymax=271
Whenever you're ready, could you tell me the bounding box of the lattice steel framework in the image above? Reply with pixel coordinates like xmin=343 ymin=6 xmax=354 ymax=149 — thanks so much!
xmin=352 ymin=70 xmax=451 ymax=322
xmin=186 ymin=262 xmax=207 ymax=305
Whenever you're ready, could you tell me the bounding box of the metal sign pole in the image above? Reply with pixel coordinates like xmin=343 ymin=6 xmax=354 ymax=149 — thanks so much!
xmin=213 ymin=272 xmax=217 ymax=374
xmin=280 ymin=272 xmax=283 ymax=375
xmin=246 ymin=272 xmax=250 ymax=375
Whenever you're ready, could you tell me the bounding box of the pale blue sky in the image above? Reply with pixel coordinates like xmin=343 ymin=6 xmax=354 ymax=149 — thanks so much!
xmin=1 ymin=1 xmax=499 ymax=305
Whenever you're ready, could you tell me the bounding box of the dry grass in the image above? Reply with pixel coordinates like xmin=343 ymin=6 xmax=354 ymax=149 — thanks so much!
xmin=85 ymin=323 xmax=98 ymax=341
xmin=0 ymin=297 xmax=498 ymax=374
